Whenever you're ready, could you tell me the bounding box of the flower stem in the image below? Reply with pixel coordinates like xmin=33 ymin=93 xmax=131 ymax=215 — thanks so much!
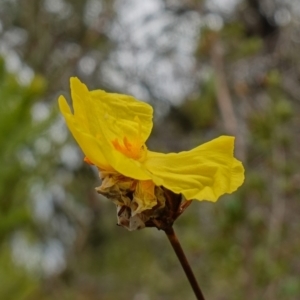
xmin=164 ymin=227 xmax=206 ymax=300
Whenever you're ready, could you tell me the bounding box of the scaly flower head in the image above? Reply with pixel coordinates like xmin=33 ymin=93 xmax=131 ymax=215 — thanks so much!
xmin=59 ymin=77 xmax=245 ymax=230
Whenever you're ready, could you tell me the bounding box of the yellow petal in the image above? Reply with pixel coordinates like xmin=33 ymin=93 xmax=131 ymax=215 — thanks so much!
xmin=58 ymin=95 xmax=109 ymax=169
xmin=59 ymin=78 xmax=152 ymax=180
xmin=144 ymin=136 xmax=245 ymax=201
xmin=228 ymin=158 xmax=245 ymax=193
xmin=69 ymin=77 xmax=153 ymax=160
xmin=90 ymin=88 xmax=153 ymax=144
xmin=132 ymin=180 xmax=157 ymax=215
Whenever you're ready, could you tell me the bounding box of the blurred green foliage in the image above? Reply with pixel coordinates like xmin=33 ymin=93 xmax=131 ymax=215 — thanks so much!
xmin=0 ymin=56 xmax=47 ymax=238
xmin=0 ymin=58 xmax=46 ymax=299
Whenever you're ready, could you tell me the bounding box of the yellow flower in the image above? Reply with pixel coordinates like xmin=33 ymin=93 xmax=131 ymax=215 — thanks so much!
xmin=59 ymin=77 xmax=244 ymax=230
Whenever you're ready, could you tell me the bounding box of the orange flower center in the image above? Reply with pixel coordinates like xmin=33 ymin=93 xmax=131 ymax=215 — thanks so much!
xmin=112 ymin=136 xmax=147 ymax=161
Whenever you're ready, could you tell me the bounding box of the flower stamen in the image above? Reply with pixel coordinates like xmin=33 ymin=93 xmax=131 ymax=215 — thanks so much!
xmin=112 ymin=136 xmax=147 ymax=161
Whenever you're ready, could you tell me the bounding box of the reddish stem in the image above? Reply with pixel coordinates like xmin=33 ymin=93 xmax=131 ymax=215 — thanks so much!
xmin=164 ymin=227 xmax=206 ymax=300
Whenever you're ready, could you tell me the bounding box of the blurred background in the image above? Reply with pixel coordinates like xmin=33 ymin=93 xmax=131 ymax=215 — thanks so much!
xmin=1 ymin=0 xmax=300 ymax=299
